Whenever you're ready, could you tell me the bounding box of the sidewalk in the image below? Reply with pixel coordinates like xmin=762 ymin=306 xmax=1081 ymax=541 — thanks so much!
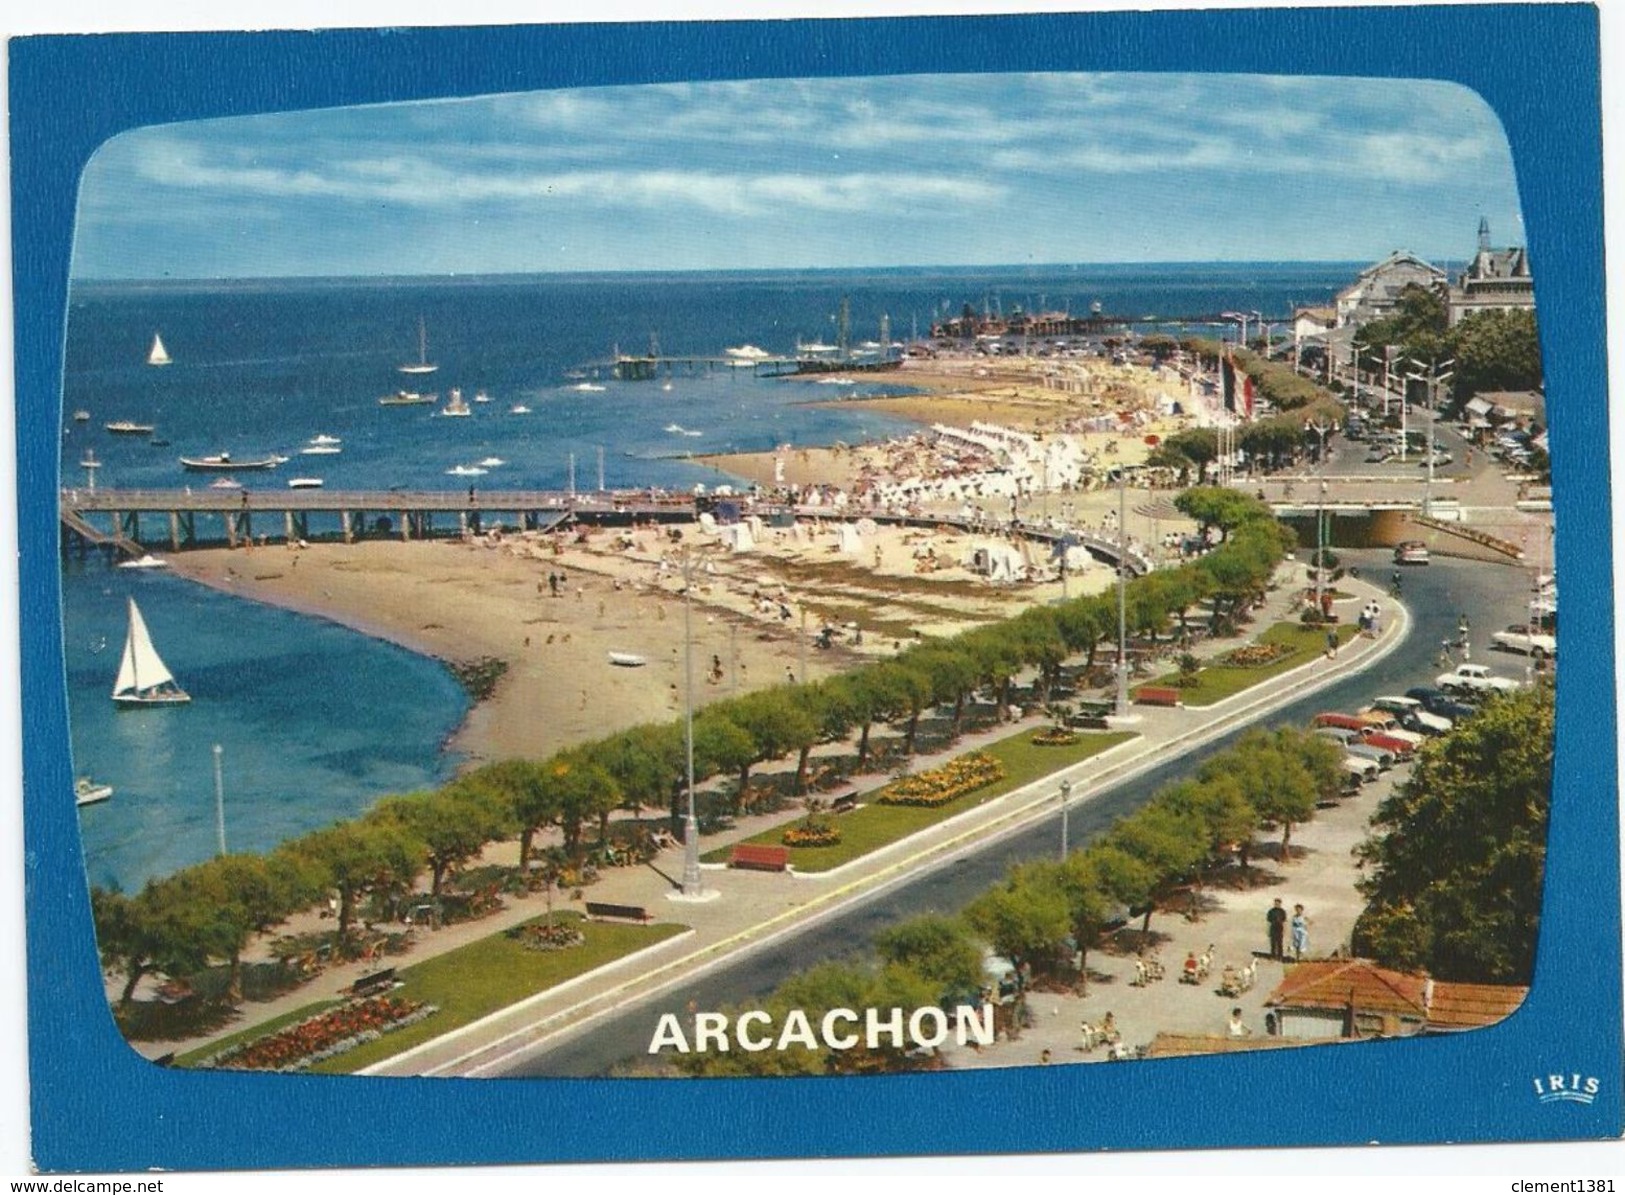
xmin=131 ymin=564 xmax=1405 ymax=1072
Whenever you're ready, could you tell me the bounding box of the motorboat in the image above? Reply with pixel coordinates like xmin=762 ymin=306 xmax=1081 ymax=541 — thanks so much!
xmin=478 ymin=457 xmax=506 ymax=468
xmin=607 ymin=652 xmax=648 ymax=667
xmin=380 ymin=390 xmax=436 ymax=406
xmin=208 ymin=477 xmax=243 ymax=490
xmin=75 ymin=778 xmax=113 ymax=807
xmin=571 ymin=383 xmax=607 ymax=393
xmin=106 ymin=421 xmax=156 ymax=435
xmin=288 ymin=478 xmax=325 ymax=489
xmin=72 ymin=410 xmax=90 ymax=422
xmin=111 ymin=597 xmax=190 ymax=706
xmin=473 ymin=391 xmax=491 ymax=404
xmin=445 ymin=465 xmax=488 ymax=477
xmin=440 ymin=389 xmax=472 ymax=417
xmin=300 ymin=444 xmax=343 ymax=455
xmin=180 ymin=452 xmax=279 ymax=472
xmin=116 ymin=554 xmax=169 ymax=570
xmin=509 ymin=404 xmax=532 ymax=415
xmin=308 ymin=434 xmax=342 ymax=446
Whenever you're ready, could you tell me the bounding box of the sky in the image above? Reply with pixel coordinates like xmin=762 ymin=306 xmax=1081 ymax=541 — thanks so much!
xmin=73 ymin=70 xmax=1525 ymax=279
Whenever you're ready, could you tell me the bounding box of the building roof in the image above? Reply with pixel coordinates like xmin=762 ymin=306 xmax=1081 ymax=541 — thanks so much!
xmin=1475 ymin=390 xmax=1544 ymax=412
xmin=1424 ymin=981 xmax=1530 ymax=1030
xmin=1266 ymin=959 xmax=1429 ymax=1019
xmin=1295 ymin=305 xmax=1336 ymax=322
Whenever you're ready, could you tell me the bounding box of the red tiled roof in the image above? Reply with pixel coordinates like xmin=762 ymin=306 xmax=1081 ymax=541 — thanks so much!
xmin=1426 ymin=982 xmax=1529 ymax=1030
xmin=1265 ymin=960 xmax=1428 ymax=1018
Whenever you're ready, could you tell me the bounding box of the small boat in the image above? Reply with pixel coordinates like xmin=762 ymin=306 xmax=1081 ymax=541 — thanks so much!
xmin=509 ymin=404 xmax=532 ymax=415
xmin=112 ymin=597 xmax=190 ymax=707
xmin=445 ymin=465 xmax=488 ymax=477
xmin=478 ymin=457 xmax=506 ymax=468
xmin=309 ymin=434 xmax=342 ymax=446
xmin=147 ymin=333 xmax=172 ymax=367
xmin=440 ymin=389 xmax=472 ymax=417
xmin=300 ymin=444 xmax=342 ymax=455
xmin=725 ymin=344 xmax=771 ymax=362
xmin=398 ymin=317 xmax=438 ymax=375
xmin=72 ymin=410 xmax=90 ymax=422
xmin=116 ymin=554 xmax=169 ymax=570
xmin=75 ymin=778 xmax=113 ymax=808
xmin=473 ymin=391 xmax=491 ymax=404
xmin=106 ymin=421 xmax=155 ymax=435
xmin=661 ymin=382 xmax=674 ymax=392
xmin=665 ymin=423 xmax=687 ymax=434
xmin=208 ymin=477 xmax=243 ymax=490
xmin=379 ymin=390 xmax=436 ymax=406
xmin=148 ymin=438 xmax=171 ymax=447
xmin=288 ymin=477 xmax=324 ymax=489
xmin=180 ymin=452 xmax=279 ymax=472
xmin=607 ymin=651 xmax=648 ymax=668
xmin=571 ymin=383 xmax=607 ymax=393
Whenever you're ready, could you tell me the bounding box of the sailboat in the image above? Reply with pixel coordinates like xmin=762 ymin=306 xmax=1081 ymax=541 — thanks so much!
xmin=147 ymin=333 xmax=172 ymax=367
xmin=398 ymin=317 xmax=438 ymax=375
xmin=112 ymin=597 xmax=190 ymax=707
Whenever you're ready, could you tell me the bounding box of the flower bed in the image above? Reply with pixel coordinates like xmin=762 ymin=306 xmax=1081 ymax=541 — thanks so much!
xmin=876 ymin=751 xmax=1005 ymax=808
xmin=509 ymin=921 xmax=587 ymax=952
xmin=1219 ymin=642 xmax=1293 ymax=668
xmin=197 ymin=996 xmax=437 ymax=1073
xmin=783 ymin=822 xmax=842 ymax=848
xmin=1031 ymin=728 xmax=1080 ymax=747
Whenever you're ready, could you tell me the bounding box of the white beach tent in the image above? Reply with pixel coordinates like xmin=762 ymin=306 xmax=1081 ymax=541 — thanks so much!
xmin=969 ymin=543 xmax=1027 ymax=583
xmin=836 ymin=524 xmax=863 ymax=555
xmin=720 ymin=523 xmax=756 ymax=553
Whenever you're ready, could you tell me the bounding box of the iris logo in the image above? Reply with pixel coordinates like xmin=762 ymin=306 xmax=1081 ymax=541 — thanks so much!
xmin=1532 ymin=1072 xmax=1601 ymax=1104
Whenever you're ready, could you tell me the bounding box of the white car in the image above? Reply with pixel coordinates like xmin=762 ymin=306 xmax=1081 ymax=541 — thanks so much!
xmin=1435 ymin=663 xmax=1522 ymax=696
xmin=1368 ymin=696 xmax=1452 ymax=734
xmin=1491 ymin=625 xmax=1557 ymax=659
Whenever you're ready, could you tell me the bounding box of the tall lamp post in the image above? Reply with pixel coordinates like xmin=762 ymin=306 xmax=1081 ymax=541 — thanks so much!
xmin=1058 ymin=777 xmax=1073 ymax=861
xmin=1305 ymin=419 xmax=1333 ymax=614
xmin=677 ymin=550 xmax=706 ymax=900
xmin=1406 ymin=357 xmax=1455 ymax=516
xmin=1114 ymin=463 xmax=1130 ymax=717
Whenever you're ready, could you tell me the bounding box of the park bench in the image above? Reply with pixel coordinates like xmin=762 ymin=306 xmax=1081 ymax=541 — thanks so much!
xmin=584 ymin=901 xmax=653 ymax=923
xmin=350 ymin=967 xmax=397 ymax=999
xmin=1134 ymin=686 xmax=1182 ymax=708
xmin=830 ymin=791 xmax=860 ymax=815
xmin=729 ymin=843 xmax=792 ymax=872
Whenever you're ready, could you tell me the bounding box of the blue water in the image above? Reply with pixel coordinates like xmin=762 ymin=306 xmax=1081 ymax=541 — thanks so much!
xmin=59 ymin=264 xmax=1348 ymax=891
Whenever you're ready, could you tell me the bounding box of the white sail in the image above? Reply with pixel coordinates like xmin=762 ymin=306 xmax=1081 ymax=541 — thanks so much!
xmin=113 ymin=598 xmax=183 ymax=701
xmin=148 ymin=334 xmax=172 ymax=366
xmin=398 ymin=317 xmax=438 ymax=375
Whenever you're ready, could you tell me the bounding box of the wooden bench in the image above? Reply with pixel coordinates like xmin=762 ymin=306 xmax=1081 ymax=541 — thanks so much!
xmin=1070 ymin=703 xmax=1113 ymax=730
xmin=830 ymin=791 xmax=860 ymax=815
xmin=584 ymin=901 xmax=653 ymax=923
xmin=729 ymin=843 xmax=792 ymax=872
xmin=350 ymin=967 xmax=397 ymax=999
xmin=1133 ymin=686 xmax=1182 ymax=708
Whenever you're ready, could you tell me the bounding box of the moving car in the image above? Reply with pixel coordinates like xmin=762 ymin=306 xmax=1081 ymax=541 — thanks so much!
xmin=1394 ymin=541 xmax=1431 ymax=565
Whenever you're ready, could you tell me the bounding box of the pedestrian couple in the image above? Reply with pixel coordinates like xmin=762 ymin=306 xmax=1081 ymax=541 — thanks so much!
xmin=1266 ymin=898 xmax=1309 ymax=961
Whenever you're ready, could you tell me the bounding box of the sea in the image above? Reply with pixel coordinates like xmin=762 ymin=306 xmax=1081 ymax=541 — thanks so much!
xmin=59 ymin=263 xmax=1350 ymax=892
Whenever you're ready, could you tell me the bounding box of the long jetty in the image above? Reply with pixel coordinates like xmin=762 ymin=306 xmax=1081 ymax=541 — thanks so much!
xmin=60 ymin=487 xmax=1153 ymax=575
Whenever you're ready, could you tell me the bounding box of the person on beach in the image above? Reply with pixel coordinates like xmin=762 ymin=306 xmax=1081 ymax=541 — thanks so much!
xmin=1228 ymin=1008 xmax=1252 ymax=1038
xmin=1290 ymin=904 xmax=1309 ymax=960
xmin=1267 ymin=898 xmax=1287 ymax=960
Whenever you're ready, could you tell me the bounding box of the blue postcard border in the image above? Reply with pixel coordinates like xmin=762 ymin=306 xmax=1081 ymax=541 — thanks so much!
xmin=11 ymin=4 xmax=1618 ymax=1169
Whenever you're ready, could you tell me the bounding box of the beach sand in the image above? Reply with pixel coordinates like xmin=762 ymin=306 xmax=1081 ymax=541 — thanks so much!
xmin=166 ymin=516 xmax=1120 ymax=770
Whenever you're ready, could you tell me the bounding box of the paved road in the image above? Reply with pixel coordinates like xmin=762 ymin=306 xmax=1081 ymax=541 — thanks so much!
xmin=502 ymin=550 xmax=1535 ymax=1077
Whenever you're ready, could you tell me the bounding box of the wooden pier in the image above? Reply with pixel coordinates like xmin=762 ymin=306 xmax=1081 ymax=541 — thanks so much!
xmin=60 ymin=488 xmax=698 ymax=554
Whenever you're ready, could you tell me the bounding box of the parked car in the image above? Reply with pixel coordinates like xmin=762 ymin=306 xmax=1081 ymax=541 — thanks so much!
xmin=1435 ymin=663 xmax=1522 ymax=696
xmin=1358 ymin=729 xmax=1418 ymax=758
xmin=1351 ymin=711 xmax=1427 ymax=748
xmin=1341 ymin=755 xmax=1381 ymax=784
xmin=1313 ymin=727 xmax=1395 ymax=771
xmin=1394 ymin=541 xmax=1431 ymax=565
xmin=1490 ymin=624 xmax=1557 ymax=659
xmin=1405 ymin=686 xmax=1477 ymax=721
xmin=1368 ymin=696 xmax=1452 ymax=734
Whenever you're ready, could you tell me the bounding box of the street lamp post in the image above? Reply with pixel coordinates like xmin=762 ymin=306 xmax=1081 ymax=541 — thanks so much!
xmin=1305 ymin=419 xmax=1333 ymax=615
xmin=679 ymin=551 xmax=705 ymax=899
xmin=213 ymin=743 xmax=227 ymax=857
xmin=1115 ymin=464 xmax=1130 ymax=717
xmin=1058 ymin=777 xmax=1073 ymax=860
xmin=1406 ymin=358 xmax=1455 ymax=517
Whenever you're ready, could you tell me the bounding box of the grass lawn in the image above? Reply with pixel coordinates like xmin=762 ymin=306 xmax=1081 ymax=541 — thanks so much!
xmin=707 ymin=727 xmax=1136 ymax=873
xmin=177 ymin=912 xmax=686 ymax=1074
xmin=1145 ymin=621 xmax=1360 ymax=708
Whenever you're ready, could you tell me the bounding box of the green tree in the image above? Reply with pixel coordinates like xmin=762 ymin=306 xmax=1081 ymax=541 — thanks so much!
xmin=370 ymin=785 xmax=509 ymax=897
xmin=1446 ymin=308 xmax=1543 ymax=401
xmin=873 ymin=913 xmax=984 ymax=996
xmin=285 ymin=819 xmax=424 ymax=937
xmin=1352 ymin=687 xmax=1552 ymax=983
xmin=721 ymin=690 xmax=818 ymax=808
xmin=963 ymin=862 xmax=1073 ymax=976
xmin=470 ymin=759 xmax=560 ymax=871
xmin=1104 ymin=801 xmax=1208 ymax=935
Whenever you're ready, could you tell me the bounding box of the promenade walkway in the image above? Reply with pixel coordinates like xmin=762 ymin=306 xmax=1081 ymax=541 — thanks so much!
xmin=133 ymin=563 xmax=1407 ymax=1075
